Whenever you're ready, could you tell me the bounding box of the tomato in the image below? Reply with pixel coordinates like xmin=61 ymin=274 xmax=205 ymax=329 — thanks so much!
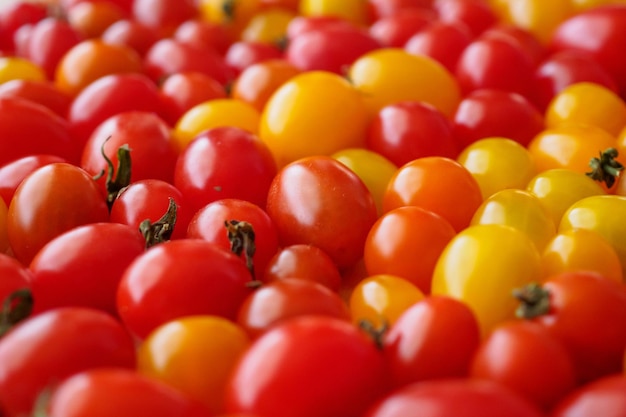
xmin=364 ymin=378 xmax=544 ymax=417
xmin=66 ymin=1 xmax=126 ymax=39
xmin=364 ymin=206 xmax=456 ymax=293
xmin=173 ymin=127 xmax=277 ymax=214
xmin=431 ymin=224 xmax=541 ymax=336
xmin=435 ymin=0 xmax=498 ymax=36
xmin=551 ymin=375 xmax=626 ymax=417
xmin=348 ymin=48 xmax=461 ymax=118
xmin=266 ymin=156 xmax=378 ymax=270
xmin=404 ymin=21 xmax=473 ymax=73
xmin=349 ymin=273 xmax=425 ymax=328
xmin=0 ymin=307 xmax=136 ymax=417
xmin=367 ymin=101 xmax=460 ymax=167
xmin=0 ymin=79 xmax=72 ymax=117
xmin=7 ymin=162 xmax=109 ymax=265
xmin=0 ymin=1 xmax=48 ymax=52
xmin=101 ymin=19 xmax=160 ymax=56
xmin=0 ymin=253 xmax=32 ymax=332
xmin=368 ymin=9 xmax=434 ymax=47
xmin=117 ymin=239 xmax=253 ymax=339
xmin=225 ymin=316 xmax=389 ymax=417
xmin=299 ymin=0 xmax=370 ymax=26
xmin=259 ymin=71 xmax=369 ymax=168
xmin=481 ymin=24 xmax=547 ymax=66
xmin=368 ymin=0 xmax=433 ymax=20
xmin=515 ymin=270 xmax=626 ymax=384
xmin=383 ymin=295 xmax=481 ymax=387
xmin=285 ymin=14 xmax=353 ymax=39
xmin=224 ymin=40 xmax=284 ymax=75
xmin=237 ymin=278 xmax=350 ymax=338
xmin=138 ymin=315 xmax=250 ymax=414
xmin=0 ymin=56 xmax=45 ymax=84
xmin=0 ymin=155 xmax=65 ymax=206
xmin=198 ymin=0 xmax=261 ymax=40
xmin=241 ymin=8 xmax=295 ymax=44
xmin=132 ymin=0 xmax=197 ymax=37
xmin=383 ymin=156 xmax=483 ymax=232
xmin=470 ymin=320 xmax=576 ymax=410
xmin=47 ymin=368 xmax=213 ymax=417
xmin=263 ymin=244 xmax=342 ymax=291
xmin=173 ymin=19 xmax=232 ymax=55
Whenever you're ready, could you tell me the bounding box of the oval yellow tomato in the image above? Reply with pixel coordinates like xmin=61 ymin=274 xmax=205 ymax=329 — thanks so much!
xmin=0 ymin=57 xmax=46 ymax=84
xmin=299 ymin=0 xmax=369 ymax=26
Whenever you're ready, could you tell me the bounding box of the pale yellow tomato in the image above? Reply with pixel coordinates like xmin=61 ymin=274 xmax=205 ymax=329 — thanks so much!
xmin=0 ymin=57 xmax=46 ymax=84
xmin=241 ymin=7 xmax=295 ymax=44
xmin=299 ymin=0 xmax=370 ymax=26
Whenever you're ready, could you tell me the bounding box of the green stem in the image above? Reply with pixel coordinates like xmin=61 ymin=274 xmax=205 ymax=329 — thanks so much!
xmin=93 ymin=136 xmax=132 ymax=210
xmin=139 ymin=198 xmax=177 ymax=248
xmin=0 ymin=288 xmax=34 ymax=338
xmin=358 ymin=319 xmax=388 ymax=350
xmin=512 ymin=283 xmax=551 ymax=319
xmin=586 ymin=147 xmax=624 ymax=188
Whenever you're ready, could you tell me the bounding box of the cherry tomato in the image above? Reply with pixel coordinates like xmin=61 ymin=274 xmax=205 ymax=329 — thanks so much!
xmin=368 ymin=0 xmax=433 ymax=20
xmin=551 ymin=375 xmax=626 ymax=417
xmin=0 ymin=56 xmax=45 ymax=84
xmin=198 ymin=0 xmax=261 ymax=40
xmin=0 ymin=79 xmax=72 ymax=117
xmin=285 ymin=14 xmax=353 ymax=39
xmin=481 ymin=23 xmax=547 ymax=66
xmin=101 ymin=19 xmax=160 ymax=56
xmin=0 ymin=155 xmax=65 ymax=206
xmin=0 ymin=1 xmax=48 ymax=52
xmin=298 ymin=0 xmax=370 ymax=26
xmin=132 ymin=0 xmax=197 ymax=37
xmin=173 ymin=19 xmax=232 ymax=55
xmin=435 ymin=0 xmax=498 ymax=36
xmin=368 ymin=9 xmax=435 ymax=47
xmin=224 ymin=40 xmax=284 ymax=75
xmin=240 ymin=7 xmax=295 ymax=44
xmin=0 ymin=253 xmax=32 ymax=331
xmin=66 ymin=1 xmax=126 ymax=39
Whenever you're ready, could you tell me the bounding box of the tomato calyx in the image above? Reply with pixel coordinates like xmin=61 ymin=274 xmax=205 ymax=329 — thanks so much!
xmin=222 ymin=0 xmax=236 ymax=22
xmin=513 ymin=283 xmax=551 ymax=319
xmin=93 ymin=137 xmax=132 ymax=210
xmin=0 ymin=288 xmax=34 ymax=338
xmin=586 ymin=147 xmax=624 ymax=188
xmin=224 ymin=219 xmax=260 ymax=287
xmin=358 ymin=319 xmax=389 ymax=350
xmin=139 ymin=197 xmax=177 ymax=248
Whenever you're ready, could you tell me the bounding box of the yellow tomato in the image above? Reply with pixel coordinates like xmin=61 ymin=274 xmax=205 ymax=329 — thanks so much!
xmin=492 ymin=0 xmax=574 ymax=44
xmin=348 ymin=48 xmax=461 ymax=118
xmin=299 ymin=0 xmax=370 ymax=26
xmin=431 ymin=224 xmax=542 ymax=337
xmin=470 ymin=189 xmax=556 ymax=252
xmin=241 ymin=7 xmax=295 ymax=44
xmin=138 ymin=315 xmax=250 ymax=415
xmin=331 ymin=148 xmax=398 ymax=216
xmin=570 ymin=0 xmax=626 ymax=12
xmin=457 ymin=137 xmax=537 ymax=199
xmin=198 ymin=0 xmax=261 ymax=39
xmin=259 ymin=70 xmax=369 ymax=168
xmin=541 ymin=228 xmax=623 ymax=283
xmin=0 ymin=57 xmax=46 ymax=84
xmin=174 ymin=98 xmax=261 ymax=149
xmin=349 ymin=274 xmax=425 ymax=329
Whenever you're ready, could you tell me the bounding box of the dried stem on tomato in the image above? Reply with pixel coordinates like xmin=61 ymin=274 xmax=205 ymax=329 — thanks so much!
xmin=513 ymin=283 xmax=551 ymax=319
xmin=586 ymin=147 xmax=624 ymax=188
xmin=93 ymin=136 xmax=132 ymax=210
xmin=140 ymin=197 xmax=177 ymax=248
xmin=225 ymin=219 xmax=259 ymax=287
xmin=0 ymin=288 xmax=33 ymax=338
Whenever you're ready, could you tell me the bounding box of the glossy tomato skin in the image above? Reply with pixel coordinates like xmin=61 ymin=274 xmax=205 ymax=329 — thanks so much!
xmin=266 ymin=156 xmax=378 ymax=270
xmin=0 ymin=307 xmax=136 ymax=417
xmin=225 ymin=40 xmax=284 ymax=75
xmin=435 ymin=0 xmax=497 ymax=36
xmin=0 ymin=1 xmax=48 ymax=52
xmin=0 ymin=79 xmax=72 ymax=118
xmin=551 ymin=375 xmax=626 ymax=417
xmin=47 ymin=368 xmax=213 ymax=417
xmin=404 ymin=21 xmax=473 ymax=73
xmin=7 ymin=162 xmax=109 ymax=266
xmin=29 ymin=223 xmax=146 ymax=316
xmin=225 ymin=316 xmax=389 ymax=417
xmin=368 ymin=9 xmax=435 ymax=47
xmin=0 ymin=154 xmax=66 ymax=206
xmin=0 ymin=252 xmax=32 ymax=304
xmin=117 ymin=239 xmax=253 ymax=339
xmin=132 ymin=0 xmax=197 ymax=37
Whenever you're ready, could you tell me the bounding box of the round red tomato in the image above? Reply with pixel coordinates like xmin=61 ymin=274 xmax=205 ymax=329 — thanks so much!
xmin=551 ymin=375 xmax=626 ymax=417
xmin=0 ymin=154 xmax=66 ymax=206
xmin=0 ymin=79 xmax=72 ymax=117
xmin=101 ymin=19 xmax=160 ymax=57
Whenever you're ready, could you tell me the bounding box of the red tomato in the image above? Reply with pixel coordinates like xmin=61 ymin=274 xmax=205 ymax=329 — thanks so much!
xmin=0 ymin=154 xmax=66 ymax=206
xmin=66 ymin=1 xmax=127 ymax=39
xmin=173 ymin=19 xmax=232 ymax=55
xmin=367 ymin=0 xmax=433 ymax=20
xmin=225 ymin=40 xmax=284 ymax=75
xmin=266 ymin=156 xmax=378 ymax=270
xmin=368 ymin=9 xmax=435 ymax=47
xmin=0 ymin=253 xmax=33 ymax=335
xmin=132 ymin=0 xmax=197 ymax=37
xmin=285 ymin=14 xmax=353 ymax=39
xmin=101 ymin=19 xmax=160 ymax=56
xmin=0 ymin=1 xmax=48 ymax=52
xmin=0 ymin=79 xmax=72 ymax=117
xmin=435 ymin=0 xmax=497 ymax=36
xmin=117 ymin=239 xmax=254 ymax=339
xmin=0 ymin=307 xmax=136 ymax=417
xmin=225 ymin=316 xmax=389 ymax=417
xmin=383 ymin=296 xmax=481 ymax=387
xmin=47 ymin=368 xmax=212 ymax=417
xmin=551 ymin=375 xmax=626 ymax=417
xmin=404 ymin=21 xmax=473 ymax=73
xmin=29 ymin=222 xmax=145 ymax=316
xmin=7 ymin=162 xmax=109 ymax=265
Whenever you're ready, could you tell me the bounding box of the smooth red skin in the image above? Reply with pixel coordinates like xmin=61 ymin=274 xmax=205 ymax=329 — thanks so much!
xmin=143 ymin=38 xmax=234 ymax=85
xmin=186 ymin=198 xmax=280 ymax=281
xmin=530 ymin=271 xmax=626 ymax=385
xmin=174 ymin=19 xmax=232 ymax=55
xmin=368 ymin=9 xmax=435 ymax=48
xmin=364 ymin=378 xmax=544 ymax=417
xmin=266 ymin=156 xmax=378 ymax=271
xmin=367 ymin=0 xmax=434 ymax=20
xmin=132 ymin=0 xmax=197 ymax=37
xmin=367 ymin=101 xmax=460 ymax=166
xmin=550 ymin=5 xmax=626 ymax=97
xmin=7 ymin=163 xmax=109 ymax=266
xmin=383 ymin=296 xmax=480 ymax=388
xmin=22 ymin=17 xmax=82 ymax=80
xmin=225 ymin=41 xmax=284 ymax=75
xmin=455 ymin=36 xmax=537 ymax=101
xmin=285 ymin=15 xmax=355 ymax=40
xmin=551 ymin=375 xmax=626 ymax=417
xmin=404 ymin=21 xmax=473 ymax=73
xmin=0 ymin=1 xmax=48 ymax=52
xmin=451 ymin=89 xmax=544 ymax=149
xmin=174 ymin=127 xmax=277 ymax=215
xmin=470 ymin=321 xmax=577 ymax=411
xmin=435 ymin=0 xmax=497 ymax=36
xmin=80 ymin=111 xmax=178 ymax=187
xmin=101 ymin=19 xmax=160 ymax=57
xmin=0 ymin=307 xmax=136 ymax=417
xmin=532 ymin=50 xmax=619 ymax=112
xmin=482 ymin=24 xmax=547 ymax=66
xmin=226 ymin=316 xmax=389 ymax=417
xmin=0 ymin=253 xmax=32 ymax=301
xmin=264 ymin=244 xmax=343 ymax=292
xmin=60 ymin=0 xmax=133 ymax=15
xmin=236 ymin=278 xmax=351 ymax=339
xmin=159 ymin=71 xmax=227 ymax=125
xmin=0 ymin=79 xmax=72 ymax=117
xmin=48 ymin=369 xmax=213 ymax=417
xmin=110 ymin=179 xmax=191 ymax=240
xmin=0 ymin=97 xmax=78 ymax=167
xmin=286 ymin=25 xmax=380 ymax=74
xmin=0 ymin=154 xmax=66 ymax=206
xmin=67 ymin=73 xmax=165 ymax=147
xmin=29 ymin=223 xmax=145 ymax=317
xmin=117 ymin=239 xmax=253 ymax=339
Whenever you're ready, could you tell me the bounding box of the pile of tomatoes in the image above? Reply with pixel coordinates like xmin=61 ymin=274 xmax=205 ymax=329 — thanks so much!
xmin=1 ymin=0 xmax=626 ymax=416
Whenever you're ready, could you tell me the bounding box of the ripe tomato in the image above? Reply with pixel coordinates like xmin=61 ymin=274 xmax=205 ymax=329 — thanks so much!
xmin=266 ymin=156 xmax=378 ymax=270
xmin=0 ymin=155 xmax=66 ymax=206
xmin=299 ymin=0 xmax=370 ymax=26
xmin=368 ymin=0 xmax=433 ymax=20
xmin=0 ymin=79 xmax=73 ymax=117
xmin=198 ymin=0 xmax=261 ymax=40
xmin=404 ymin=21 xmax=473 ymax=73
xmin=101 ymin=19 xmax=160 ymax=56
xmin=132 ymin=0 xmax=197 ymax=37
xmin=241 ymin=7 xmax=295 ymax=44
xmin=138 ymin=315 xmax=250 ymax=414
xmin=66 ymin=1 xmax=126 ymax=39
xmin=225 ymin=316 xmax=389 ymax=417
xmin=551 ymin=375 xmax=626 ymax=417
xmin=0 ymin=56 xmax=45 ymax=84
xmin=224 ymin=40 xmax=284 ymax=75
xmin=435 ymin=0 xmax=498 ymax=36
xmin=173 ymin=19 xmax=232 ymax=55
xmin=0 ymin=253 xmax=32 ymax=332
xmin=368 ymin=9 xmax=434 ymax=47
xmin=0 ymin=307 xmax=136 ymax=417
xmin=0 ymin=1 xmax=48 ymax=52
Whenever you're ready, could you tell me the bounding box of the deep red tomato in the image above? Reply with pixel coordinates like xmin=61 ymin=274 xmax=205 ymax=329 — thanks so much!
xmin=225 ymin=315 xmax=389 ymax=417
xmin=435 ymin=0 xmax=497 ymax=36
xmin=551 ymin=375 xmax=626 ymax=417
xmin=132 ymin=0 xmax=197 ymax=37
xmin=0 ymin=79 xmax=73 ymax=117
xmin=65 ymin=1 xmax=127 ymax=39
xmin=29 ymin=222 xmax=145 ymax=316
xmin=0 ymin=307 xmax=136 ymax=417
xmin=101 ymin=19 xmax=160 ymax=57
xmin=7 ymin=162 xmax=109 ymax=265
xmin=0 ymin=252 xmax=33 ymax=335
xmin=225 ymin=40 xmax=284 ymax=75
xmin=481 ymin=24 xmax=547 ymax=67
xmin=173 ymin=19 xmax=232 ymax=55
xmin=367 ymin=0 xmax=433 ymax=20
xmin=404 ymin=21 xmax=473 ymax=73
xmin=285 ymin=15 xmax=354 ymax=39
xmin=0 ymin=154 xmax=66 ymax=206
xmin=174 ymin=126 xmax=277 ymax=215
xmin=266 ymin=156 xmax=378 ymax=270
xmin=117 ymin=239 xmax=254 ymax=339
xmin=0 ymin=1 xmax=48 ymax=52
xmin=368 ymin=9 xmax=435 ymax=47
xmin=47 ymin=368 xmax=212 ymax=417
